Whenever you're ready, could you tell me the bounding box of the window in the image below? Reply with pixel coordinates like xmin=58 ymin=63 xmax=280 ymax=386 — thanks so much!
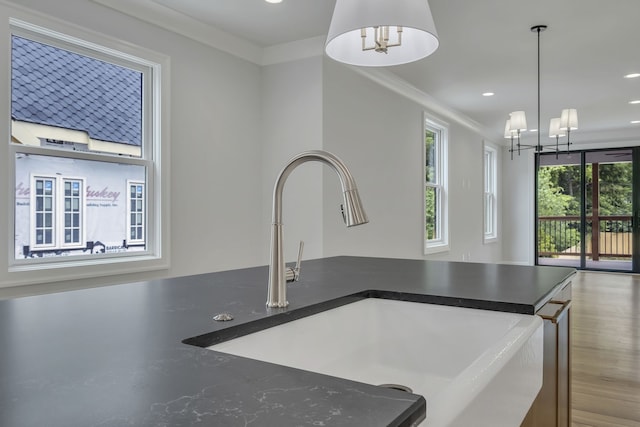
xmin=127 ymin=181 xmax=145 ymax=245
xmin=484 ymin=144 xmax=498 ymax=242
xmin=63 ymin=179 xmax=84 ymax=246
xmin=8 ymin=18 xmax=167 ymax=282
xmin=32 ymin=176 xmax=56 ymax=248
xmin=30 ymin=174 xmax=86 ymax=250
xmin=424 ymin=115 xmax=448 ymax=253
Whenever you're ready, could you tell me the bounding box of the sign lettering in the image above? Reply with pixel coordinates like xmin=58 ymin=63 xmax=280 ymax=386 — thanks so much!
xmin=16 ymin=182 xmax=121 ymax=202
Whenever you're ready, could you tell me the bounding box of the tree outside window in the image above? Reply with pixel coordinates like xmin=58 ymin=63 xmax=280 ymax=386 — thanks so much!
xmin=424 ymin=117 xmax=448 ymax=253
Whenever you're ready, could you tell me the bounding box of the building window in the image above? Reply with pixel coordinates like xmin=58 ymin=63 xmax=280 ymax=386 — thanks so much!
xmin=8 ymin=18 xmax=166 ymax=282
xmin=33 ymin=177 xmax=55 ymax=247
xmin=30 ymin=174 xmax=86 ymax=250
xmin=127 ymin=181 xmax=145 ymax=245
xmin=484 ymin=144 xmax=498 ymax=242
xmin=424 ymin=115 xmax=448 ymax=253
xmin=63 ymin=179 xmax=84 ymax=246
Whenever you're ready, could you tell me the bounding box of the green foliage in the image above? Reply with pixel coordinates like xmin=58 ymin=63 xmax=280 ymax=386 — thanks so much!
xmin=425 ymin=188 xmax=435 ymax=240
xmin=538 ymin=229 xmax=557 ymax=253
xmin=538 ymin=159 xmax=632 ymax=257
xmin=537 ymin=167 xmax=575 ymax=216
xmin=538 ymin=167 xmax=581 ymax=256
xmin=425 ymin=130 xmax=436 ymax=240
xmin=545 ymin=164 xmax=583 ymax=215
xmin=598 ymin=163 xmax=632 ymax=215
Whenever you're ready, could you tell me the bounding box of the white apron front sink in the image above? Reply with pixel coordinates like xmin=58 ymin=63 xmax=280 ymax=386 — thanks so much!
xmin=209 ymin=298 xmax=543 ymax=426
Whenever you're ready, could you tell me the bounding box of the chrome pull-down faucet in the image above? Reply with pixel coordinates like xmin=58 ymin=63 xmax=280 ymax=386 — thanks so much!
xmin=267 ymin=150 xmax=368 ymax=308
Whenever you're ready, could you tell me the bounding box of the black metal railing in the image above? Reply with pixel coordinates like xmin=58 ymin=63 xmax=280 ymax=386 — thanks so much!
xmin=538 ymin=215 xmax=632 ymax=259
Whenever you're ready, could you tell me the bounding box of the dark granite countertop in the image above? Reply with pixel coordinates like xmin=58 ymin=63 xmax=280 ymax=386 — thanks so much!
xmin=0 ymin=256 xmax=575 ymax=426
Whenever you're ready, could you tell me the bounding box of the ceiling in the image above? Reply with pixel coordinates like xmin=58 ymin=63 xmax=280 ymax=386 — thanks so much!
xmin=123 ymin=0 xmax=640 ymax=145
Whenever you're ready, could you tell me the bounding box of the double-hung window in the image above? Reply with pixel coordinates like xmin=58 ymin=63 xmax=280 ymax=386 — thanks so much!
xmin=484 ymin=144 xmax=498 ymax=242
xmin=424 ymin=115 xmax=449 ymax=253
xmin=32 ymin=176 xmax=56 ymax=248
xmin=7 ymin=18 xmax=167 ymax=284
xmin=31 ymin=175 xmax=86 ymax=250
xmin=127 ymin=181 xmax=145 ymax=246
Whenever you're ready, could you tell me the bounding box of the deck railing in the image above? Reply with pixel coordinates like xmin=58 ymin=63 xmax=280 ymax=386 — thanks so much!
xmin=538 ymin=215 xmax=632 ymax=259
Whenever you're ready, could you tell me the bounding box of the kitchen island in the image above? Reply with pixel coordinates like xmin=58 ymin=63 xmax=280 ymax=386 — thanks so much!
xmin=0 ymin=256 xmax=575 ymax=426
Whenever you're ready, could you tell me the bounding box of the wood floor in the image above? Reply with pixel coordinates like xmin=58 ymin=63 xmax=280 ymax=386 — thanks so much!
xmin=571 ymin=271 xmax=640 ymax=426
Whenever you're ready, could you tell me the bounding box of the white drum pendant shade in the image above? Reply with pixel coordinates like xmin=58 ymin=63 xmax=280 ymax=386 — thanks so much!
xmin=559 ymin=108 xmax=578 ymax=131
xmin=325 ymin=0 xmax=439 ymax=67
xmin=509 ymin=111 xmax=528 ymax=132
xmin=548 ymin=118 xmax=566 ymax=138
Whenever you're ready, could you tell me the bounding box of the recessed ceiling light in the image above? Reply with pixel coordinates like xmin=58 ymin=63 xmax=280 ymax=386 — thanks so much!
xmin=632 ymin=120 xmax=640 ymax=124
xmin=630 ymin=100 xmax=640 ymax=104
xmin=529 ymin=129 xmax=538 ymax=132
xmin=265 ymin=0 xmax=282 ymax=3
xmin=624 ymin=73 xmax=640 ymax=79
xmin=482 ymin=92 xmax=494 ymax=97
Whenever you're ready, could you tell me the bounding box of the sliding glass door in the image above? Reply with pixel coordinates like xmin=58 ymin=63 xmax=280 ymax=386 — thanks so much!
xmin=536 ymin=148 xmax=637 ymax=272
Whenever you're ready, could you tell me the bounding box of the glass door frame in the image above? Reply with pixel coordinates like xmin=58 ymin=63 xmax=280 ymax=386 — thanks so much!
xmin=535 ymin=146 xmax=638 ymax=273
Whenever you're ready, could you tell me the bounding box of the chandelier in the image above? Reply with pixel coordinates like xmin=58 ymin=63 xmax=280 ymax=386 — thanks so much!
xmin=325 ymin=0 xmax=439 ymax=67
xmin=507 ymin=25 xmax=578 ymax=160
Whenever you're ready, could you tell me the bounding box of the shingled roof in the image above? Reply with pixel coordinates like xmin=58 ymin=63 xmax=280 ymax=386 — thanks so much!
xmin=11 ymin=35 xmax=142 ymax=147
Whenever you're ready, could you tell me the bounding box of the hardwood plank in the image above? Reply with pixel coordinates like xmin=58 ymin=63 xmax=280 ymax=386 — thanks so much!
xmin=573 ymin=409 xmax=640 ymax=427
xmin=571 ymin=271 xmax=640 ymax=426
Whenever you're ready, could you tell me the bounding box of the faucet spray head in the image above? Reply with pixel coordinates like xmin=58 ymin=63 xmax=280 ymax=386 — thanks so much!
xmin=342 ymin=189 xmax=368 ymax=227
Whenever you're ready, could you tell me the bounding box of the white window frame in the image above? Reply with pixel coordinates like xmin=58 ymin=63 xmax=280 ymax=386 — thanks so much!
xmin=126 ymin=180 xmax=145 ymax=246
xmin=30 ymin=175 xmax=57 ymax=250
xmin=4 ymin=16 xmax=169 ymax=287
xmin=484 ymin=143 xmax=498 ymax=243
xmin=30 ymin=174 xmax=87 ymax=250
xmin=423 ymin=114 xmax=449 ymax=254
xmin=61 ymin=177 xmax=86 ymax=249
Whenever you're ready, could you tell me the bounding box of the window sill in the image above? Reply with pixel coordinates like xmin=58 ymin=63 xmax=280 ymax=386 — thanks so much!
xmin=4 ymin=254 xmax=169 ymax=288
xmin=484 ymin=236 xmax=499 ymax=245
xmin=424 ymin=243 xmax=450 ymax=255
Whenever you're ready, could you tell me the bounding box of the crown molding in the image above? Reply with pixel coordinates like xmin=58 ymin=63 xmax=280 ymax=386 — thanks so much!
xmin=92 ymin=0 xmax=497 ymax=139
xmin=92 ymin=0 xmax=263 ymax=64
xmin=92 ymin=0 xmax=325 ymax=66
xmin=262 ymin=36 xmax=324 ymax=66
xmin=347 ymin=66 xmax=490 ymax=137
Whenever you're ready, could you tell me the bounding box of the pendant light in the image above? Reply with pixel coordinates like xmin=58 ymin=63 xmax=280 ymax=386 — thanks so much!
xmin=325 ymin=0 xmax=439 ymax=67
xmin=548 ymin=118 xmax=566 ymax=159
xmin=559 ymin=108 xmax=578 ymax=150
xmin=504 ymin=119 xmax=520 ymax=160
xmin=509 ymin=111 xmax=527 ymax=156
xmin=506 ymin=25 xmax=578 ymax=158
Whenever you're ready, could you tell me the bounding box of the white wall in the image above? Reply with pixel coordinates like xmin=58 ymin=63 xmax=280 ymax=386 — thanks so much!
xmin=0 ymin=0 xmax=265 ymax=297
xmin=322 ymin=59 xmax=503 ymax=263
xmin=260 ymin=57 xmax=324 ymax=263
xmin=0 ymin=1 xmax=504 ymax=299
xmin=501 ymin=149 xmax=536 ymax=265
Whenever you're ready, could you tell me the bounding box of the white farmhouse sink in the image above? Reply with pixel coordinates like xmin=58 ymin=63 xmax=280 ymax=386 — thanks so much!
xmin=209 ymin=298 xmax=543 ymax=426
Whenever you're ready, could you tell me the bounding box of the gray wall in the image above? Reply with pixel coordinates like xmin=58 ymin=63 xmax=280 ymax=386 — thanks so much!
xmin=322 ymin=59 xmax=503 ymax=263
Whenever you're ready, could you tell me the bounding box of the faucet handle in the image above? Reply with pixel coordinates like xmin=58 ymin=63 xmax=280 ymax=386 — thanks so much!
xmin=285 ymin=240 xmax=304 ymax=282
